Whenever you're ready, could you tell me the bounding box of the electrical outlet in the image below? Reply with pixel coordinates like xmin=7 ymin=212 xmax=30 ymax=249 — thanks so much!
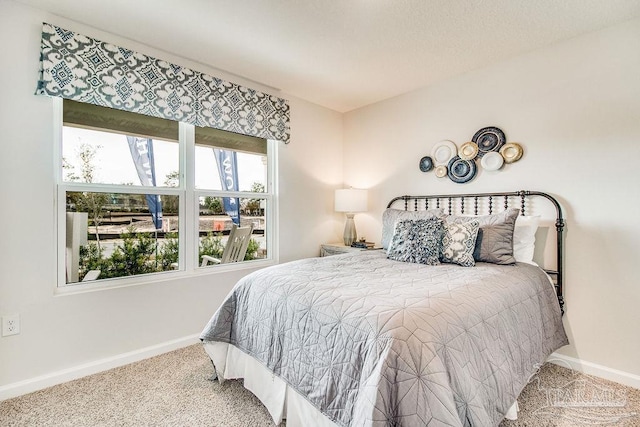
xmin=2 ymin=314 xmax=20 ymax=337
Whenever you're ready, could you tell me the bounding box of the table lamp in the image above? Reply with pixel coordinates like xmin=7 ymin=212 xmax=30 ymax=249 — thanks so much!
xmin=335 ymin=188 xmax=368 ymax=246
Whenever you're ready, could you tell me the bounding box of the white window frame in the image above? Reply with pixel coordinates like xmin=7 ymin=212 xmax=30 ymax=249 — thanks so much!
xmin=53 ymin=98 xmax=278 ymax=294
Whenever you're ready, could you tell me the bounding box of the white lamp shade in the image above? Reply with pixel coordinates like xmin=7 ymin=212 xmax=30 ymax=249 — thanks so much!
xmin=335 ymin=189 xmax=368 ymax=213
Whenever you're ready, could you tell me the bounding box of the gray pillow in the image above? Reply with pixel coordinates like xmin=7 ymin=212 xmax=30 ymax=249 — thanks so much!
xmin=446 ymin=208 xmax=519 ymax=264
xmin=381 ymin=208 xmax=443 ymax=249
xmin=387 ymin=218 xmax=444 ymax=265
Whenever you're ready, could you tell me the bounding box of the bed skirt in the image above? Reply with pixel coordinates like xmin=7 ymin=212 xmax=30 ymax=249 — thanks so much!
xmin=203 ymin=341 xmax=520 ymax=426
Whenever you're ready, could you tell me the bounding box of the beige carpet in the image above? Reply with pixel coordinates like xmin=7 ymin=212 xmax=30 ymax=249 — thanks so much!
xmin=1 ymin=345 xmax=638 ymax=426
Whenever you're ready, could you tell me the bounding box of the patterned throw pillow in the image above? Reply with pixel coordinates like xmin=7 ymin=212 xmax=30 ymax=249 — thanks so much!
xmin=441 ymin=220 xmax=480 ymax=267
xmin=381 ymin=208 xmax=444 ymax=250
xmin=446 ymin=208 xmax=519 ymax=264
xmin=387 ymin=218 xmax=444 ymax=265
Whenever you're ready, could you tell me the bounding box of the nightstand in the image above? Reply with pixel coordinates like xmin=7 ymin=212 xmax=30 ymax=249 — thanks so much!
xmin=320 ymin=243 xmax=381 ymax=257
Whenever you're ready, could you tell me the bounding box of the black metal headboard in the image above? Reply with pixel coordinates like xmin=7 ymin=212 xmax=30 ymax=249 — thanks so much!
xmin=387 ymin=190 xmax=565 ymax=313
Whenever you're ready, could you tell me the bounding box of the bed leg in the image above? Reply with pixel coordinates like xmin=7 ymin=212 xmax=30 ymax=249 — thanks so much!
xmin=209 ymin=360 xmax=219 ymax=381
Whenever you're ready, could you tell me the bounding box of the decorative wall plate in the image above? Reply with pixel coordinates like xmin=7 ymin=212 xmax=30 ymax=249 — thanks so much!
xmin=447 ymin=156 xmax=477 ymax=183
xmin=480 ymin=151 xmax=504 ymax=171
xmin=459 ymin=141 xmax=479 ymax=161
xmin=500 ymin=142 xmax=523 ymax=163
xmin=434 ymin=165 xmax=448 ymax=178
xmin=431 ymin=140 xmax=458 ymax=165
xmin=472 ymin=127 xmax=506 ymax=157
xmin=419 ymin=156 xmax=434 ymax=172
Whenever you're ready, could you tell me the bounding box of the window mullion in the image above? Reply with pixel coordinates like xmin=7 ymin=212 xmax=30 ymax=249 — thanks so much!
xmin=61 ymin=182 xmax=182 ymax=196
xmin=196 ymin=190 xmax=269 ymax=199
xmin=181 ymin=122 xmax=196 ymax=271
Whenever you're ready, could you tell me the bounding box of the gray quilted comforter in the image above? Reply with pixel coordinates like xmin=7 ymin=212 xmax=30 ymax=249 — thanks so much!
xmin=200 ymin=251 xmax=568 ymax=426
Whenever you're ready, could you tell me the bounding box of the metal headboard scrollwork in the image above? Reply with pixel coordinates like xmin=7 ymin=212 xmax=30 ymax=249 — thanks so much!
xmin=387 ymin=190 xmax=565 ymax=313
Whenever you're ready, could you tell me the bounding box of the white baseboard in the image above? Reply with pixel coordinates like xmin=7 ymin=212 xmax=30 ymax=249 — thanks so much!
xmin=548 ymin=353 xmax=640 ymax=390
xmin=3 ymin=340 xmax=637 ymax=402
xmin=0 ymin=334 xmax=201 ymax=402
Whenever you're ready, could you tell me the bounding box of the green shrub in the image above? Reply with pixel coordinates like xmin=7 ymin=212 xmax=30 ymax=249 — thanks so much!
xmin=79 ymin=241 xmax=105 ymax=281
xmin=199 ymin=232 xmax=224 ymax=264
xmin=100 ymin=227 xmax=156 ymax=279
xmin=78 ymin=228 xmax=259 ymax=280
xmin=157 ymin=232 xmax=179 ymax=271
xmin=244 ymin=238 xmax=260 ymax=260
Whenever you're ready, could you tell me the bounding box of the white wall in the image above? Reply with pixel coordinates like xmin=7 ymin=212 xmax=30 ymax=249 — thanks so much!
xmin=280 ymin=99 xmax=344 ymax=263
xmin=0 ymin=0 xmax=343 ymax=392
xmin=344 ymin=18 xmax=640 ymax=377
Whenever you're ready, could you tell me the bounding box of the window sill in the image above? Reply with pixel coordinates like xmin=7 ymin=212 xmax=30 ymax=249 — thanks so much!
xmin=54 ymin=258 xmax=276 ymax=296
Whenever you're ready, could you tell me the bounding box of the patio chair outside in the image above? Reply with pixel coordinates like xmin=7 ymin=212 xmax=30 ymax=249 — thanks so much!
xmin=82 ymin=270 xmax=101 ymax=281
xmin=201 ymin=224 xmax=254 ymax=266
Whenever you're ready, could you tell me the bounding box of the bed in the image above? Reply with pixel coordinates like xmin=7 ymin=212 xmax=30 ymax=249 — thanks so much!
xmin=200 ymin=190 xmax=569 ymax=426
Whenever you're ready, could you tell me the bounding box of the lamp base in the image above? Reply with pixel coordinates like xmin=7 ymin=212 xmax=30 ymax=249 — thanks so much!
xmin=343 ymin=213 xmax=357 ymax=246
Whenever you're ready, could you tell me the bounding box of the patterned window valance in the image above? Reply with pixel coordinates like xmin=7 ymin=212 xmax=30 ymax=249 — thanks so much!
xmin=36 ymin=23 xmax=290 ymax=143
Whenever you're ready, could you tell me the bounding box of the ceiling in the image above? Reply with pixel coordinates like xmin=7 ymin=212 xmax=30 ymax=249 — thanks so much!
xmin=14 ymin=0 xmax=640 ymax=112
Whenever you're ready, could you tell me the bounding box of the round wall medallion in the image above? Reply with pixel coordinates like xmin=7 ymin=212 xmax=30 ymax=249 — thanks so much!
xmin=472 ymin=127 xmax=506 ymax=157
xmin=434 ymin=165 xmax=448 ymax=178
xmin=431 ymin=140 xmax=458 ymax=165
xmin=459 ymin=141 xmax=479 ymax=161
xmin=500 ymin=142 xmax=524 ymax=163
xmin=480 ymin=151 xmax=504 ymax=171
xmin=419 ymin=156 xmax=434 ymax=172
xmin=447 ymin=156 xmax=477 ymax=184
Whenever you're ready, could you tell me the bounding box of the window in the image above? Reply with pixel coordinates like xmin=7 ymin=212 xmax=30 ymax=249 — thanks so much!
xmin=57 ymin=99 xmax=276 ymax=288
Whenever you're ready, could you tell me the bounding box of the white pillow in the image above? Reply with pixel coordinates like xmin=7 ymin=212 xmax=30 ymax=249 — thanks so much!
xmin=513 ymin=215 xmax=540 ymax=265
